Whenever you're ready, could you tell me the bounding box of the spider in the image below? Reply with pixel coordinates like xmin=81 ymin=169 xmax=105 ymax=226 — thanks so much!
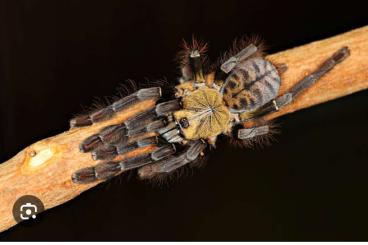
xmin=70 ymin=38 xmax=350 ymax=184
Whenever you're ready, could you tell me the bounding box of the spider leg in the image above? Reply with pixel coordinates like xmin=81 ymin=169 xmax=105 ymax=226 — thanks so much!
xmin=244 ymin=93 xmax=293 ymax=119
xmin=244 ymin=46 xmax=350 ymax=120
xmin=91 ymin=136 xmax=158 ymax=160
xmin=138 ymin=140 xmax=207 ymax=179
xmin=72 ymin=143 xmax=176 ymax=184
xmin=238 ymin=125 xmax=269 ymax=139
xmin=70 ymin=87 xmax=162 ymax=127
xmin=215 ymin=44 xmax=258 ymax=89
xmin=189 ymin=50 xmax=204 ymax=82
xmin=180 ymin=47 xmax=206 ymax=83
xmin=220 ymin=44 xmax=258 ymax=74
xmin=158 ymin=122 xmax=183 ymax=143
xmin=289 ymin=46 xmax=350 ymax=98
xmin=79 ymin=99 xmax=181 ymax=152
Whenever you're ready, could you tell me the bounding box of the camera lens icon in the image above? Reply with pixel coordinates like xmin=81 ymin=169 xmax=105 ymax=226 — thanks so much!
xmin=20 ymin=203 xmax=38 ymax=220
xmin=13 ymin=195 xmax=44 ymax=223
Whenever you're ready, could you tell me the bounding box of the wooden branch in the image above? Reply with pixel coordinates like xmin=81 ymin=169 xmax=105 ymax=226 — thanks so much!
xmin=1 ymin=25 xmax=367 ymax=233
xmin=263 ymin=26 xmax=368 ymax=121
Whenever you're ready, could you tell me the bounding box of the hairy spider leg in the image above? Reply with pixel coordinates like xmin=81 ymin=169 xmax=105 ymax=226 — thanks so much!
xmin=138 ymin=140 xmax=207 ymax=179
xmin=72 ymin=143 xmax=177 ymax=184
xmin=72 ymin=96 xmax=184 ymax=183
xmin=213 ymin=44 xmax=259 ymax=86
xmin=247 ymin=46 xmax=350 ymax=120
xmin=190 ymin=50 xmax=205 ymax=82
xmin=220 ymin=44 xmax=258 ymax=74
xmin=238 ymin=125 xmax=269 ymax=139
xmin=79 ymin=99 xmax=180 ymax=152
xmin=180 ymin=48 xmax=206 ymax=83
xmin=238 ymin=46 xmax=350 ymax=138
xmin=70 ymin=87 xmax=162 ymax=127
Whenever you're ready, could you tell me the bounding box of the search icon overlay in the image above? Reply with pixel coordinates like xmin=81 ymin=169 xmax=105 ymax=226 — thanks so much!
xmin=12 ymin=195 xmax=44 ymax=223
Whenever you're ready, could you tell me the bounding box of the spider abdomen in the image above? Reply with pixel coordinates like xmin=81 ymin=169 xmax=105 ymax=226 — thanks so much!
xmin=222 ymin=57 xmax=280 ymax=113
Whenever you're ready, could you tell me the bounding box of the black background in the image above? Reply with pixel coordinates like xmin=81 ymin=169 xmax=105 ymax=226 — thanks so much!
xmin=0 ymin=0 xmax=368 ymax=241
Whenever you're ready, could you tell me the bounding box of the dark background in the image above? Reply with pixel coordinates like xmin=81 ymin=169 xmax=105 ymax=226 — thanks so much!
xmin=0 ymin=0 xmax=367 ymax=241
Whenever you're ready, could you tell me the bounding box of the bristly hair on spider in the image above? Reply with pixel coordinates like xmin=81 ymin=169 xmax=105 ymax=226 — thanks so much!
xmin=177 ymin=36 xmax=210 ymax=83
xmin=137 ymin=147 xmax=211 ymax=187
xmin=69 ymin=35 xmax=350 ymax=185
xmin=70 ymin=77 xmax=175 ymax=128
xmin=218 ymin=34 xmax=266 ymax=65
xmin=227 ymin=119 xmax=279 ymax=149
xmin=177 ymin=36 xmax=209 ymax=64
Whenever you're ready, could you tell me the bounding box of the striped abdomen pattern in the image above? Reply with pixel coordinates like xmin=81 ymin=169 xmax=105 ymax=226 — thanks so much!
xmin=222 ymin=57 xmax=281 ymax=113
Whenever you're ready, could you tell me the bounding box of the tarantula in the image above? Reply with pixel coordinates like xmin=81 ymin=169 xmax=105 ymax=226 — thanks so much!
xmin=70 ymin=38 xmax=350 ymax=184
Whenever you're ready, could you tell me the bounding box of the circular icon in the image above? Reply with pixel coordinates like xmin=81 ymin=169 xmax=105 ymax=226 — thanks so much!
xmin=12 ymin=195 xmax=45 ymax=223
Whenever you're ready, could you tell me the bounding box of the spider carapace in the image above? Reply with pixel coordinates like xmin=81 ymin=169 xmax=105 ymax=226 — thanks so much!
xmin=70 ymin=39 xmax=350 ymax=184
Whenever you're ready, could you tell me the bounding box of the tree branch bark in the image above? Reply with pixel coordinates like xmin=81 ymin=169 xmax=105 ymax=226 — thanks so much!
xmin=1 ymin=25 xmax=367 ymax=233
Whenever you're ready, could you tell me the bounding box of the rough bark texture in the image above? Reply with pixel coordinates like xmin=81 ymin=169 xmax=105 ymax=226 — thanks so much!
xmin=0 ymin=25 xmax=367 ymax=233
xmin=263 ymin=26 xmax=368 ymax=121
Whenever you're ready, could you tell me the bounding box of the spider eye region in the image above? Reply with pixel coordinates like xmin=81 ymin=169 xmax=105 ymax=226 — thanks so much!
xmin=174 ymin=88 xmax=230 ymax=140
xmin=179 ymin=117 xmax=190 ymax=128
